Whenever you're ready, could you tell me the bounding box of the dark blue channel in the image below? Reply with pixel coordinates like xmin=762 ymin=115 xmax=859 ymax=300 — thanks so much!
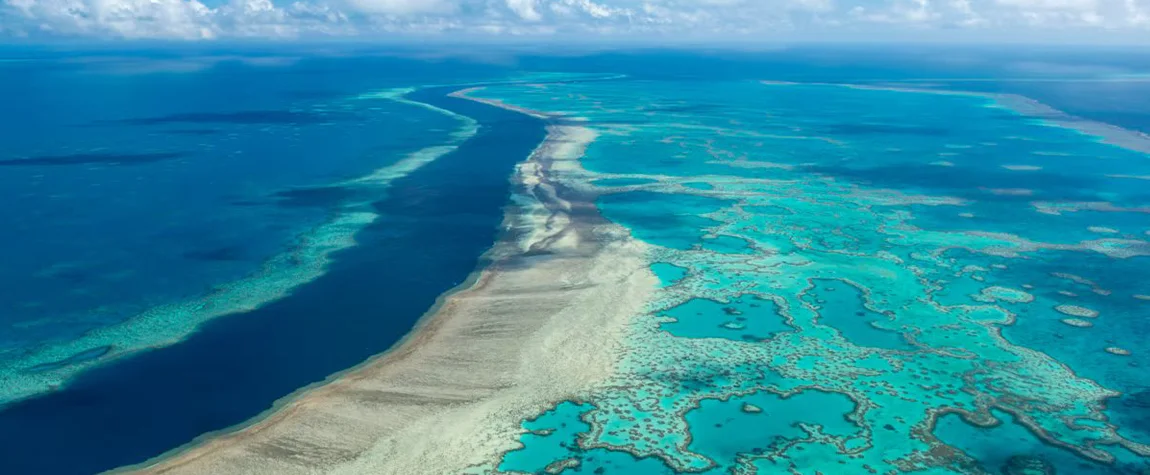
xmin=0 ymin=88 xmax=545 ymax=475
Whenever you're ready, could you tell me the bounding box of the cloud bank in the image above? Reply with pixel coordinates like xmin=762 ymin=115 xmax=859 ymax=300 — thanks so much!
xmin=2 ymin=0 xmax=1148 ymax=40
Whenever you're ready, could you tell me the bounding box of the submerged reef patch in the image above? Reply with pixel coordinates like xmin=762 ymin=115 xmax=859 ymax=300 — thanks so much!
xmin=465 ymin=78 xmax=1150 ymax=474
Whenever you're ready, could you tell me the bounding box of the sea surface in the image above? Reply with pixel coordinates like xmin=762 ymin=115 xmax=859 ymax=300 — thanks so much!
xmin=0 ymin=52 xmax=552 ymax=473
xmin=1 ymin=46 xmax=1149 ymax=474
xmin=467 ymin=61 xmax=1150 ymax=473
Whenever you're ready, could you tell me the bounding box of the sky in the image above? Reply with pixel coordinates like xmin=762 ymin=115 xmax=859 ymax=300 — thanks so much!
xmin=1 ymin=0 xmax=1149 ymax=42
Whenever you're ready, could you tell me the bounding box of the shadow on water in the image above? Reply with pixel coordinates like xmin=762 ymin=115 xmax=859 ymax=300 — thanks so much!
xmin=0 ymin=152 xmax=190 ymax=167
xmin=0 ymin=89 xmax=546 ymax=475
xmin=101 ymin=110 xmax=347 ymax=126
xmin=271 ymin=185 xmax=365 ymax=208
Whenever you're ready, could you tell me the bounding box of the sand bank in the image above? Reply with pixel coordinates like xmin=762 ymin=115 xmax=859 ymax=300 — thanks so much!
xmin=128 ymin=97 xmax=656 ymax=475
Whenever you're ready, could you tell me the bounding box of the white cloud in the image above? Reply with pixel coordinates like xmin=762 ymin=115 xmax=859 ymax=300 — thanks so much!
xmin=506 ymin=0 xmax=543 ymax=20
xmin=1 ymin=0 xmax=1149 ymax=40
xmin=345 ymin=0 xmax=458 ymax=15
xmin=1127 ymin=0 xmax=1150 ymax=24
xmin=995 ymin=0 xmax=1097 ymax=10
xmin=4 ymin=0 xmax=217 ymax=38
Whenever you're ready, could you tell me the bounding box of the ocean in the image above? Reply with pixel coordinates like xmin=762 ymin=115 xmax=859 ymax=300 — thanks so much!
xmin=1 ymin=46 xmax=1149 ymax=474
xmin=466 ymin=53 xmax=1150 ymax=474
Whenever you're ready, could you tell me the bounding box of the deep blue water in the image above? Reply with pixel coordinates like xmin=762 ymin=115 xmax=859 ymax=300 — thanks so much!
xmin=0 ymin=87 xmax=545 ymax=474
xmin=1 ymin=46 xmax=1149 ymax=475
xmin=0 ymin=55 xmax=504 ymax=356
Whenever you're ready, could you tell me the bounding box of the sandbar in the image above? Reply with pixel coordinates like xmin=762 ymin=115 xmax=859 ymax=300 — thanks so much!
xmin=126 ymin=94 xmax=656 ymax=475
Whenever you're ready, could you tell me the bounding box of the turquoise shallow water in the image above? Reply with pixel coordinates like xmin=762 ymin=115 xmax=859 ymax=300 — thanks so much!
xmin=4 ymin=48 xmax=1149 ymax=474
xmin=472 ymin=78 xmax=1150 ymax=473
xmin=0 ymin=54 xmax=572 ymax=473
xmin=0 ymin=58 xmax=480 ymax=404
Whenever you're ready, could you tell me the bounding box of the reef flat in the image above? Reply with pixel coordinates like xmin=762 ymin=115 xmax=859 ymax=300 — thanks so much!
xmin=0 ymin=85 xmax=560 ymax=474
xmin=0 ymin=89 xmax=476 ymax=407
xmin=130 ymin=94 xmax=659 ymax=475
xmin=457 ymin=79 xmax=1150 ymax=474
xmin=132 ymin=76 xmax=1150 ymax=475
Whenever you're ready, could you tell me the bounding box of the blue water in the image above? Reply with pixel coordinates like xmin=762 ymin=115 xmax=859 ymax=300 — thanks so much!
xmin=650 ymin=262 xmax=688 ymax=287
xmin=3 ymin=46 xmax=1150 ymax=474
xmin=466 ymin=51 xmax=1150 ymax=474
xmin=660 ymin=296 xmax=792 ymax=341
xmin=498 ymin=390 xmax=857 ymax=474
xmin=801 ymin=279 xmax=914 ymax=351
xmin=0 ymin=55 xmax=514 ymax=356
xmin=598 ymin=191 xmax=730 ymax=250
xmin=0 ymin=62 xmax=546 ymax=472
xmin=499 ymin=402 xmax=678 ymax=474
xmin=684 ymin=389 xmax=859 ymax=472
xmin=935 ymin=410 xmax=1119 ymax=474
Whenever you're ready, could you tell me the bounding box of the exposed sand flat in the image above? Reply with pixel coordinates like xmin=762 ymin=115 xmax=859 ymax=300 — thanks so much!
xmin=128 ymin=105 xmax=656 ymax=474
